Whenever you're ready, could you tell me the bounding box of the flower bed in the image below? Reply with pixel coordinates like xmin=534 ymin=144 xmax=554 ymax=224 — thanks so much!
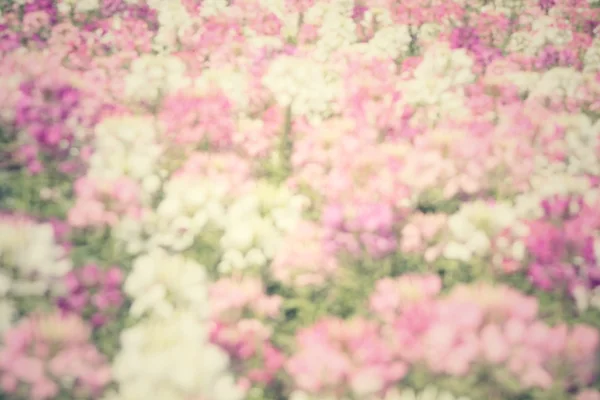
xmin=0 ymin=0 xmax=600 ymax=399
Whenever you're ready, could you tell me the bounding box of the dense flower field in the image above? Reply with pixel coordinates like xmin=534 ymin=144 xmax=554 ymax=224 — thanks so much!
xmin=1 ymin=0 xmax=600 ymax=399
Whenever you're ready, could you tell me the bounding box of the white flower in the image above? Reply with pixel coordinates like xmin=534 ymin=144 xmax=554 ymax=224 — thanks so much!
xmin=315 ymin=11 xmax=357 ymax=59
xmin=584 ymin=40 xmax=600 ymax=72
xmin=443 ymin=242 xmax=472 ymax=262
xmin=220 ymin=223 xmax=256 ymax=251
xmin=530 ymin=67 xmax=584 ymax=100
xmin=111 ymin=312 xmax=243 ymax=400
xmin=466 ymin=231 xmax=491 ymax=255
xmin=505 ymin=31 xmax=534 ymax=54
xmin=447 ymin=214 xmax=476 ymax=241
xmin=350 ymin=368 xmax=384 ymax=396
xmin=142 ymin=174 xmax=161 ymax=194
xmin=245 ymin=248 xmax=267 ymax=267
xmin=200 ymin=0 xmax=229 ymax=16
xmin=418 ymin=23 xmax=443 ymax=46
xmin=0 ymin=218 xmax=71 ymax=295
xmin=125 ymin=249 xmax=209 ymax=319
xmin=364 ymin=25 xmax=412 ymax=60
xmin=90 ymin=116 xmax=161 ymax=183
xmin=262 ymin=55 xmax=342 ymax=120
xmin=0 ymin=273 xmax=10 ymax=297
xmin=125 ymin=54 xmax=190 ymax=104
xmin=138 ymin=177 xmax=228 ymax=252
xmin=10 ymin=281 xmax=49 ymax=297
xmin=218 ymin=249 xmax=247 ymax=273
xmin=511 ymin=241 xmax=526 ymax=261
xmin=398 ymin=43 xmax=474 ymax=124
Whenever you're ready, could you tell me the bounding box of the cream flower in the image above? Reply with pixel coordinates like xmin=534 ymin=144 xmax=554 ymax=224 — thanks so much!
xmin=125 ymin=249 xmax=209 ymax=319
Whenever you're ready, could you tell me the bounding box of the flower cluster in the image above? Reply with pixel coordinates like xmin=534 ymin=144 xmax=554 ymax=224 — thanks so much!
xmin=376 ymin=282 xmax=599 ymax=390
xmin=0 ymin=214 xmax=72 ymax=333
xmin=0 ymin=312 xmax=111 ymax=400
xmin=207 ymin=277 xmax=284 ymax=389
xmin=57 ymin=264 xmax=124 ymax=328
xmin=111 ymin=249 xmax=244 ymax=400
xmin=287 ymin=317 xmax=408 ymax=398
xmin=1 ymin=0 xmax=600 ymax=398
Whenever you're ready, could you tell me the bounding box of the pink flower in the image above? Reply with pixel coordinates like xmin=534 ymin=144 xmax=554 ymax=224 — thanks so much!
xmin=78 ymin=264 xmax=101 ymax=286
xmin=577 ymin=390 xmax=600 ymax=400
xmin=0 ymin=374 xmax=17 ymax=393
xmin=0 ymin=313 xmax=110 ymax=399
xmin=30 ymin=378 xmax=59 ymax=400
xmin=481 ymin=324 xmax=510 ymax=364
xmin=104 ymin=267 xmax=124 ymax=287
xmin=12 ymin=356 xmax=45 ymax=383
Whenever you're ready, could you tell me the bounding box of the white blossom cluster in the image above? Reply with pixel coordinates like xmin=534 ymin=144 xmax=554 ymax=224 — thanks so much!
xmin=361 ymin=6 xmax=395 ymax=29
xmin=0 ymin=272 xmax=14 ymax=334
xmin=529 ymin=67 xmax=584 ymax=101
xmin=111 ymin=226 xmax=242 ymax=399
xmin=416 ymin=23 xmax=442 ymax=48
xmin=124 ymin=248 xmax=210 ymax=319
xmin=313 ymin=2 xmax=358 ymax=61
xmin=199 ymin=0 xmax=230 ymax=17
xmin=360 ymin=25 xmax=412 ymax=60
xmin=147 ymin=0 xmax=194 ymax=53
xmin=113 ymin=175 xmax=308 ymax=274
xmin=124 ymin=54 xmax=190 ymax=104
xmin=528 ymin=16 xmax=573 ymax=55
xmin=574 ymin=285 xmax=600 ymax=313
xmin=86 ymin=115 xmax=164 ymax=212
xmin=505 ymin=31 xmax=535 ymax=54
xmin=89 ymin=116 xmax=163 ymax=186
xmin=113 ymin=176 xmax=228 ymax=255
xmin=555 ymin=113 xmax=600 ymax=176
xmin=399 ymin=43 xmax=475 ymax=124
xmin=107 ymin=310 xmax=243 ymax=400
xmin=218 ymin=182 xmax=309 ymax=273
xmin=262 ymin=54 xmax=343 ymax=121
xmin=257 ymin=0 xmax=301 ymax=39
xmin=584 ymin=39 xmax=600 ymax=72
xmin=443 ymin=200 xmax=526 ymax=263
xmin=0 ymin=218 xmax=72 ymax=333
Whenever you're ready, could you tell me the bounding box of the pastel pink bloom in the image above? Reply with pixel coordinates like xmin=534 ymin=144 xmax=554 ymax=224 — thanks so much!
xmin=298 ymin=24 xmax=319 ymax=44
xmin=70 ymin=178 xmax=98 ymax=204
xmin=521 ymin=367 xmax=554 ymax=390
xmin=0 ymin=374 xmax=17 ymax=393
xmin=12 ymin=356 xmax=45 ymax=383
xmin=481 ymin=324 xmax=510 ymax=364
xmin=254 ymin=296 xmax=282 ymax=319
xmin=285 ymin=0 xmax=315 ymax=12
xmin=577 ymin=390 xmax=600 ymax=400
xmin=504 ymin=318 xmax=527 ymax=344
xmin=271 ymin=221 xmax=339 ymax=288
xmin=111 ymin=177 xmax=140 ymax=204
xmin=30 ymin=379 xmax=59 ymax=400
